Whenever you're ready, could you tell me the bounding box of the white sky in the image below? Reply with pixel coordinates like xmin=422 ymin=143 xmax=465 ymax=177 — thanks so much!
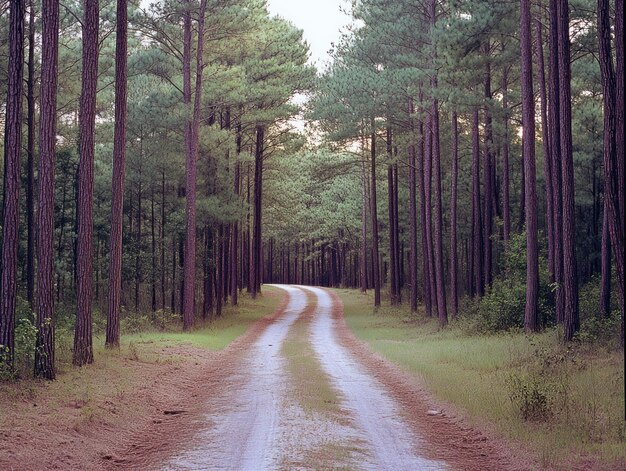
xmin=265 ymin=0 xmax=351 ymax=71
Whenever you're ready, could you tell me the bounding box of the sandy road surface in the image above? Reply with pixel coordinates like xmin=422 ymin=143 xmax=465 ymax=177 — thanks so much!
xmin=162 ymin=285 xmax=448 ymax=470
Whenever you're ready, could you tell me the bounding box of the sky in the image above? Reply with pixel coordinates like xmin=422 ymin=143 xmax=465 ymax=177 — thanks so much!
xmin=265 ymin=0 xmax=352 ymax=71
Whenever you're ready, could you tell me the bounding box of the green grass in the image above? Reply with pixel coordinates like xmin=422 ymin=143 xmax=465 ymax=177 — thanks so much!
xmin=281 ymin=292 xmax=343 ymax=416
xmin=122 ymin=286 xmax=283 ymax=351
xmin=336 ymin=288 xmax=625 ymax=469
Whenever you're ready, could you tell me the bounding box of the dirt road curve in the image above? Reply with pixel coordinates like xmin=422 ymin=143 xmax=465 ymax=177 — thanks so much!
xmin=161 ymin=285 xmax=446 ymax=470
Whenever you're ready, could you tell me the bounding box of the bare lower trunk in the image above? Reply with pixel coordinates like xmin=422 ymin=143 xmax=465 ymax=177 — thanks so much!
xmin=34 ymin=0 xmax=59 ymax=379
xmin=408 ymin=99 xmax=418 ymax=312
xmin=521 ymin=0 xmax=539 ymax=332
xmin=370 ymin=123 xmax=381 ymax=307
xmin=450 ymin=112 xmax=459 ymax=317
xmin=74 ymin=0 xmax=100 ymax=366
xmin=556 ymin=0 xmax=580 ymax=341
xmin=106 ymin=0 xmax=128 ymax=348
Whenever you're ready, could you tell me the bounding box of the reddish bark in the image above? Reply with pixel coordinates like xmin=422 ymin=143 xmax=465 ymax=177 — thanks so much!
xmin=615 ymin=0 xmax=624 ymax=231
xmin=483 ymin=48 xmax=494 ymax=288
xmin=423 ymin=114 xmax=437 ymax=314
xmin=408 ymin=99 xmax=418 ymax=313
xmin=0 ymin=0 xmax=25 ymax=367
xmin=615 ymin=0 xmax=625 ymax=342
xmin=106 ymin=0 xmax=128 ymax=348
xmin=370 ymin=123 xmax=381 ymax=307
xmin=597 ymin=0 xmax=624 ymax=327
xmin=418 ymin=114 xmax=432 ymax=314
xmin=26 ymin=0 xmax=36 ymax=305
xmin=556 ymin=0 xmax=580 ymax=341
xmin=181 ymin=0 xmax=194 ymax=329
xmin=230 ymin=120 xmax=242 ymax=306
xmin=471 ymin=109 xmax=484 ymax=297
xmin=520 ymin=0 xmax=540 ymax=332
xmin=74 ymin=0 xmax=100 ymax=366
xmin=33 ymin=0 xmax=60 ymax=380
xmin=182 ymin=0 xmax=208 ymax=327
xmin=431 ymin=95 xmax=448 ymax=327
xmin=386 ymin=127 xmax=399 ymax=305
xmin=548 ymin=0 xmax=564 ymax=323
xmin=501 ymin=66 xmax=511 ymax=242
xmin=450 ymin=112 xmax=459 ymax=317
xmin=251 ymin=125 xmax=265 ymax=298
xmin=360 ymin=132 xmax=369 ymax=293
xmin=535 ymin=18 xmax=555 ymax=280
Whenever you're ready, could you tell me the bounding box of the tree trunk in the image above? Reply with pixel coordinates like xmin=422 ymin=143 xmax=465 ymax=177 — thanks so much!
xmin=26 ymin=0 xmax=36 ymax=305
xmin=536 ymin=18 xmax=555 ymax=279
xmin=471 ymin=108 xmax=484 ymax=297
xmin=615 ymin=0 xmax=624 ymax=235
xmin=408 ymin=99 xmax=418 ymax=312
xmin=615 ymin=0 xmax=625 ymax=345
xmin=387 ymin=127 xmax=399 ymax=305
xmin=230 ymin=120 xmax=242 ymax=305
xmin=161 ymin=171 xmax=166 ymax=309
xmin=597 ymin=0 xmax=624 ymax=330
xmin=501 ymin=65 xmax=511 ymax=242
xmin=135 ymin=167 xmax=142 ymax=313
xmin=0 ymin=0 xmax=25 ymax=368
xmin=418 ymin=113 xmax=432 ymax=314
xmin=251 ymin=125 xmax=265 ymax=298
xmin=431 ymin=92 xmax=448 ymax=326
xmin=360 ymin=132 xmax=368 ymax=293
xmin=182 ymin=0 xmax=208 ymax=329
xmin=424 ymin=114 xmax=437 ymax=314
xmin=34 ymin=0 xmax=58 ymax=379
xmin=106 ymin=0 xmax=128 ymax=348
xmin=215 ymin=226 xmax=223 ymax=317
xmin=548 ymin=0 xmax=564 ymax=323
xmin=556 ymin=0 xmax=580 ymax=341
xmin=521 ymin=0 xmax=540 ymax=332
xmin=151 ymin=187 xmax=157 ymax=317
xmin=74 ymin=0 xmax=99 ymax=366
xmin=370 ymin=122 xmax=381 ymax=307
xmin=483 ymin=47 xmax=494 ymax=288
xmin=450 ymin=111 xmax=459 ymax=317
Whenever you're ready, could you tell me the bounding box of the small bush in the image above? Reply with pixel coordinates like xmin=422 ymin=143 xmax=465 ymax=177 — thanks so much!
xmin=14 ymin=318 xmax=38 ymax=377
xmin=121 ymin=313 xmax=152 ymax=334
xmin=470 ymin=232 xmax=553 ymax=333
xmin=506 ymin=372 xmax=556 ymax=421
xmin=577 ymin=312 xmax=621 ymax=346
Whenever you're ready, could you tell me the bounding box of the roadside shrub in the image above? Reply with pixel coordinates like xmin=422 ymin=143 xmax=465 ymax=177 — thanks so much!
xmin=472 ymin=232 xmax=553 ymax=333
xmin=506 ymin=372 xmax=556 ymax=421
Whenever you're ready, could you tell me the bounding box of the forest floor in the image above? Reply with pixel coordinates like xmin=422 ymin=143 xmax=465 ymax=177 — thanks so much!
xmin=340 ymin=288 xmax=625 ymax=471
xmin=2 ymin=285 xmax=617 ymax=470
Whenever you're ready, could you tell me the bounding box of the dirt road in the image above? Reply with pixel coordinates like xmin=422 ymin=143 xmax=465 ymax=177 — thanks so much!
xmin=153 ymin=285 xmax=522 ymax=471
xmin=103 ymin=286 xmax=533 ymax=471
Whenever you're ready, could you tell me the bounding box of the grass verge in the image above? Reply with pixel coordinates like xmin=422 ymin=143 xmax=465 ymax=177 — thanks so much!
xmin=123 ymin=286 xmax=283 ymax=352
xmin=336 ymin=288 xmax=625 ymax=470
